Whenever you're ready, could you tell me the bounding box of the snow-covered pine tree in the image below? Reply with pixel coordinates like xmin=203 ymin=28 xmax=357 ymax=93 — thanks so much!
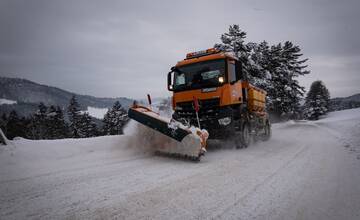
xmin=67 ymin=95 xmax=82 ymax=138
xmin=214 ymin=25 xmax=253 ymax=80
xmin=78 ymin=112 xmax=98 ymax=138
xmin=6 ymin=110 xmax=26 ymax=140
xmin=55 ymin=106 xmax=69 ymax=138
xmin=0 ymin=113 xmax=7 ymax=135
xmin=102 ymin=101 xmax=128 ymax=135
xmin=215 ymin=25 xmax=310 ymax=120
xmin=247 ymin=41 xmax=272 ymax=90
xmin=214 ymin=26 xmax=272 ymax=88
xmin=214 ymin=24 xmax=249 ymax=60
xmin=45 ymin=105 xmax=56 ymax=139
xmin=32 ymin=102 xmax=48 ymax=139
xmin=304 ymin=80 xmax=330 ymax=120
xmin=266 ymin=42 xmax=309 ymax=119
xmin=46 ymin=105 xmax=69 ymax=139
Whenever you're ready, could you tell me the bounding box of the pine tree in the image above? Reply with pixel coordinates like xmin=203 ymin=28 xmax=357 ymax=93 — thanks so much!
xmin=56 ymin=106 xmax=69 ymax=138
xmin=214 ymin=25 xmax=272 ymax=87
xmin=102 ymin=101 xmax=128 ymax=135
xmin=0 ymin=113 xmax=7 ymax=135
xmin=247 ymin=41 xmax=272 ymax=90
xmin=6 ymin=110 xmax=25 ymax=140
xmin=214 ymin=25 xmax=253 ymax=80
xmin=46 ymin=106 xmax=69 ymax=139
xmin=215 ymin=26 xmax=310 ymax=120
xmin=31 ymin=102 xmax=48 ymax=139
xmin=78 ymin=112 xmax=98 ymax=137
xmin=304 ymin=81 xmax=330 ymax=120
xmin=67 ymin=95 xmax=82 ymax=138
xmin=214 ymin=25 xmax=249 ymax=60
xmin=266 ymin=42 xmax=310 ymax=118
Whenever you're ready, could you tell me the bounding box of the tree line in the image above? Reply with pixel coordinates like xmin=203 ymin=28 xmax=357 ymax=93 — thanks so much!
xmin=215 ymin=25 xmax=330 ymax=120
xmin=0 ymin=95 xmax=129 ymax=140
xmin=0 ymin=25 xmax=332 ymax=141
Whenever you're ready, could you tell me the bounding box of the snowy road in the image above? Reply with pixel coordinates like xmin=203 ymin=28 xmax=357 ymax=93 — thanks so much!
xmin=1 ymin=109 xmax=360 ymax=219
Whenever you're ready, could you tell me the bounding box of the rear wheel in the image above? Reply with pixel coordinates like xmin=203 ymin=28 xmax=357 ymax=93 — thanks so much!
xmin=240 ymin=123 xmax=251 ymax=148
xmin=261 ymin=121 xmax=271 ymax=141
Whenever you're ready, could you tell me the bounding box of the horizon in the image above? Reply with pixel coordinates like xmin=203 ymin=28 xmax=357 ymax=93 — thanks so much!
xmin=1 ymin=75 xmax=358 ymax=100
xmin=1 ymin=0 xmax=360 ymax=99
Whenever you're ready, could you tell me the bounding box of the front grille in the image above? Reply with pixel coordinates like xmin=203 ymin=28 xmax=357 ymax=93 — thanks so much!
xmin=175 ymin=98 xmax=220 ymax=118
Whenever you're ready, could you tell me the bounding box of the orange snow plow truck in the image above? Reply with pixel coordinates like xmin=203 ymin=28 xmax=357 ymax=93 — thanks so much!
xmin=128 ymin=48 xmax=271 ymax=161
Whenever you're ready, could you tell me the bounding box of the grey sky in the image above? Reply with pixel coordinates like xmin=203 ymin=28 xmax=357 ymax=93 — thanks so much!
xmin=1 ymin=0 xmax=359 ymax=99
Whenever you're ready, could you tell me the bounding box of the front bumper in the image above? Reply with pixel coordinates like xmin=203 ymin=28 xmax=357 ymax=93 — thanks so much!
xmin=173 ymin=106 xmax=235 ymax=139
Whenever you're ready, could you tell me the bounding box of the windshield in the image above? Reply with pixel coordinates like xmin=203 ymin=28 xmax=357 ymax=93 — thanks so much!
xmin=173 ymin=59 xmax=226 ymax=91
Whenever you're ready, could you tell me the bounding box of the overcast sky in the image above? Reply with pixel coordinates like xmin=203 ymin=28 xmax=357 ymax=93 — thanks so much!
xmin=1 ymin=0 xmax=359 ymax=99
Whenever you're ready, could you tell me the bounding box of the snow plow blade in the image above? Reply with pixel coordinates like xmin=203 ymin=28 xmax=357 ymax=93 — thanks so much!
xmin=128 ymin=105 xmax=208 ymax=160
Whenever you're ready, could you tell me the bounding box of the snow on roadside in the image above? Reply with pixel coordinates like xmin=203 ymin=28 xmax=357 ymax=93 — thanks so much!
xmin=0 ymin=132 xmax=152 ymax=182
xmin=318 ymin=107 xmax=360 ymax=123
xmin=316 ymin=108 xmax=360 ymax=160
xmin=0 ymin=98 xmax=17 ymax=105
xmin=83 ymin=106 xmax=109 ymax=119
xmin=0 ymin=118 xmax=179 ymax=181
xmin=1 ymin=108 xmax=360 ymax=219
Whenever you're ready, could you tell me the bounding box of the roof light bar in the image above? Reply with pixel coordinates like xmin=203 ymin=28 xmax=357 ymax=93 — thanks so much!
xmin=186 ymin=48 xmax=219 ymax=59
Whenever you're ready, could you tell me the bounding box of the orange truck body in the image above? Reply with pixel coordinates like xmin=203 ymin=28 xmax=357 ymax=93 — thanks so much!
xmin=168 ymin=48 xmax=269 ymax=140
xmin=172 ymin=49 xmax=266 ymax=113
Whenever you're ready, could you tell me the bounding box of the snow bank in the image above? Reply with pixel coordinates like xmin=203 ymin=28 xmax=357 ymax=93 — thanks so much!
xmin=0 ymin=98 xmax=17 ymax=105
xmin=83 ymin=106 xmax=109 ymax=119
xmin=0 ymin=128 xmax=8 ymax=145
xmin=0 ymin=133 xmax=151 ymax=182
xmin=1 ymin=108 xmax=360 ymax=219
xmin=318 ymin=107 xmax=360 ymax=123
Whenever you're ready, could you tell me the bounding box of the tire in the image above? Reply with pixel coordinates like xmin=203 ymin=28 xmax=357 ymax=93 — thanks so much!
xmin=240 ymin=123 xmax=251 ymax=148
xmin=234 ymin=132 xmax=243 ymax=149
xmin=231 ymin=119 xmax=243 ymax=149
xmin=261 ymin=121 xmax=271 ymax=141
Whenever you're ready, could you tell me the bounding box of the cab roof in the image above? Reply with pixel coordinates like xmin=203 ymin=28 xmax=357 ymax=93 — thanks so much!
xmin=175 ymin=48 xmax=238 ymax=67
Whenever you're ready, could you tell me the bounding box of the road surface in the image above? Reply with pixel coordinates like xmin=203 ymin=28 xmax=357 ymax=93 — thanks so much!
xmin=1 ymin=108 xmax=360 ymax=219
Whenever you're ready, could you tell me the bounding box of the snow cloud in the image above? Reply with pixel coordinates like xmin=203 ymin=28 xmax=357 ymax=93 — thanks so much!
xmin=0 ymin=0 xmax=359 ymax=99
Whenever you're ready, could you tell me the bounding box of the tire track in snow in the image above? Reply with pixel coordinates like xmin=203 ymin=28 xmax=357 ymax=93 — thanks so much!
xmin=211 ymin=143 xmax=309 ymax=219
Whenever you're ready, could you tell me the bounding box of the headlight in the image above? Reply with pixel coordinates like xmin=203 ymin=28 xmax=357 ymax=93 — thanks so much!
xmin=218 ymin=117 xmax=231 ymax=126
xmin=218 ymin=76 xmax=224 ymax=83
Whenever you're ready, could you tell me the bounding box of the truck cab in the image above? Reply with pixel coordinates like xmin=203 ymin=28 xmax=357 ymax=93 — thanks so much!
xmin=167 ymin=48 xmax=269 ymax=143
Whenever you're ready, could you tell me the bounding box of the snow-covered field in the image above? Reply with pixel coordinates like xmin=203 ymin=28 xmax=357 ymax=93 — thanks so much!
xmin=83 ymin=106 xmax=109 ymax=119
xmin=1 ymin=108 xmax=360 ymax=219
xmin=0 ymin=98 xmax=17 ymax=105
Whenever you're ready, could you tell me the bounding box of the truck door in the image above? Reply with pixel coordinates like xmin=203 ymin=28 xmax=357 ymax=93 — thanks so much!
xmin=228 ymin=60 xmax=242 ymax=104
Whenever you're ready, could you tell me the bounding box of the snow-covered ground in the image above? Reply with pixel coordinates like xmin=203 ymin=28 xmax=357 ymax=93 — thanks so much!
xmin=1 ymin=108 xmax=360 ymax=219
xmin=0 ymin=98 xmax=17 ymax=105
xmin=83 ymin=106 xmax=109 ymax=119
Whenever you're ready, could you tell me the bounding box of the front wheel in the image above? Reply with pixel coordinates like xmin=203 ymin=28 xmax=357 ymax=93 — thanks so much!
xmin=234 ymin=132 xmax=243 ymax=149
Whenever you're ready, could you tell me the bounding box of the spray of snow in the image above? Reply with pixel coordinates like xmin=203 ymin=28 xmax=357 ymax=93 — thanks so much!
xmin=123 ymin=120 xmax=165 ymax=154
xmin=123 ymin=114 xmax=208 ymax=155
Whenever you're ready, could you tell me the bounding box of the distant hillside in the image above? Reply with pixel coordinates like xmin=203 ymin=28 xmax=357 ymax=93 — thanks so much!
xmin=329 ymin=93 xmax=360 ymax=111
xmin=0 ymin=77 xmax=133 ymax=116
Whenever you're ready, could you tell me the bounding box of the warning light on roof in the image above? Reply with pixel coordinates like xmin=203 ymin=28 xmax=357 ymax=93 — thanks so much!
xmin=186 ymin=48 xmax=219 ymax=59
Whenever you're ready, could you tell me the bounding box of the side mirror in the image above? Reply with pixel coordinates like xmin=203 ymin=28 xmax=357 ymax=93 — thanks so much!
xmin=235 ymin=61 xmax=243 ymax=81
xmin=167 ymin=71 xmax=174 ymax=91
